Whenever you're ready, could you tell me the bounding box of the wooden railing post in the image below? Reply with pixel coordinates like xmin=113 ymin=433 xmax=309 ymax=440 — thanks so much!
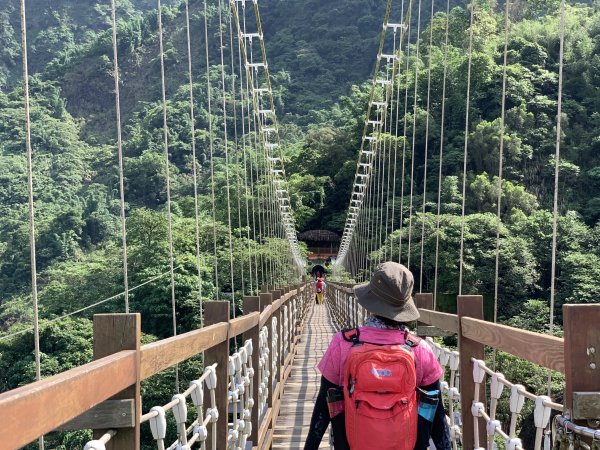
xmin=204 ymin=301 xmax=230 ymax=450
xmin=415 ymin=293 xmax=433 ymax=310
xmin=458 ymin=295 xmax=486 ymax=450
xmin=563 ymin=304 xmax=600 ymax=428
xmin=92 ymin=313 xmax=141 ymax=450
xmin=415 ymin=293 xmax=434 ymax=335
xmin=243 ymin=296 xmax=260 ymax=445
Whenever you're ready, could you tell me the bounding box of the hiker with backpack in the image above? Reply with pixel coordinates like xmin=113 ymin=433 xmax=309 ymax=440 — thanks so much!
xmin=315 ymin=276 xmax=326 ymax=304
xmin=303 ymin=262 xmax=452 ymax=450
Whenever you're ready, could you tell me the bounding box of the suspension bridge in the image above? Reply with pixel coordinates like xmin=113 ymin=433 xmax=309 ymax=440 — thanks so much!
xmin=0 ymin=0 xmax=599 ymax=448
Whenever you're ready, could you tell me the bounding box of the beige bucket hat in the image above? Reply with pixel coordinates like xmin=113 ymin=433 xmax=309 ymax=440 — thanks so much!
xmin=353 ymin=261 xmax=420 ymax=322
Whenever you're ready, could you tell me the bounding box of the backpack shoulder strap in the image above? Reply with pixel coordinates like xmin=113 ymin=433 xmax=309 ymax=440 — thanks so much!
xmin=341 ymin=327 xmax=361 ymax=346
xmin=404 ymin=330 xmax=422 ymax=348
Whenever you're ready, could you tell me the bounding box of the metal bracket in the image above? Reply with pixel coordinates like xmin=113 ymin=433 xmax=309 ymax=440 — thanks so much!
xmin=573 ymin=392 xmax=600 ymax=421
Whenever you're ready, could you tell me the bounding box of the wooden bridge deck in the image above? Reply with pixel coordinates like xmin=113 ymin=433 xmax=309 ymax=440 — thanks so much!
xmin=273 ymin=302 xmax=336 ymax=449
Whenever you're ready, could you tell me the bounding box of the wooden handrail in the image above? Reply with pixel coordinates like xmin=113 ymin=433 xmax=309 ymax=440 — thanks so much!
xmin=228 ymin=311 xmax=260 ymax=337
xmin=461 ymin=316 xmax=565 ymax=373
xmin=0 ymin=350 xmax=137 ymax=450
xmin=140 ymin=322 xmax=229 ymax=380
xmin=418 ymin=308 xmax=459 ymax=334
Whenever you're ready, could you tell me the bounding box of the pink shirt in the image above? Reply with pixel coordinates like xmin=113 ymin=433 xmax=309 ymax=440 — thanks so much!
xmin=317 ymin=327 xmax=443 ymax=387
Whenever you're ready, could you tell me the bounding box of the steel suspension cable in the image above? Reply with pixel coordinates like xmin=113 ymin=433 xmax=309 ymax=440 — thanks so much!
xmin=217 ymin=0 xmax=237 ymax=317
xmin=384 ymin=26 xmax=401 ymax=261
xmin=336 ymin=0 xmax=393 ymax=267
xmin=110 ymin=0 xmax=129 ymax=313
xmin=376 ymin=105 xmax=386 ymax=264
xmin=379 ymin=69 xmax=391 ymax=263
xmin=19 ymin=1 xmax=43 ymax=448
xmin=388 ymin=25 xmax=401 ymax=260
xmin=548 ymin=0 xmax=566 ymax=396
xmin=433 ymin=0 xmax=451 ymax=310
xmin=493 ymin=0 xmax=511 ymax=352
xmin=184 ymin=0 xmax=204 ymax=322
xmin=391 ymin=2 xmax=407 ymax=257
xmin=229 ymin=12 xmax=246 ymax=295
xmin=458 ymin=2 xmax=475 ymax=295
xmin=157 ymin=0 xmax=179 ymax=391
xmin=419 ymin=0 xmax=435 ymax=293
xmin=236 ymin=3 xmax=254 ymax=295
xmin=399 ymin=13 xmax=413 ymax=264
xmin=407 ymin=0 xmax=423 ymax=270
xmin=203 ymin=0 xmax=220 ymax=300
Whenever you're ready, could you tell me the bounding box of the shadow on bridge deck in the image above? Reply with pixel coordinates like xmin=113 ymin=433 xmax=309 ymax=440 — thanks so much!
xmin=273 ymin=303 xmax=336 ymax=449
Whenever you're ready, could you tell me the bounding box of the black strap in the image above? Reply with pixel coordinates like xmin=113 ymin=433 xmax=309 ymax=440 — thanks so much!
xmin=404 ymin=330 xmax=422 ymax=348
xmin=341 ymin=328 xmax=361 ymax=345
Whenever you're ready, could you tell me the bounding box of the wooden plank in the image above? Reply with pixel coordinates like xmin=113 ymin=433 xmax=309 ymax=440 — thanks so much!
xmin=0 ymin=351 xmax=136 ymax=450
xmin=204 ymin=301 xmax=230 ymax=450
xmin=139 ymin=322 xmax=228 ymax=380
xmin=458 ymin=295 xmax=486 ymax=450
xmin=57 ymin=399 xmax=135 ymax=430
xmin=461 ymin=317 xmax=564 ymax=372
xmin=258 ymin=407 xmax=273 ymax=447
xmin=418 ymin=309 xmax=459 ymax=333
xmin=564 ymin=304 xmax=600 ymax=418
xmin=261 ymin=428 xmax=274 ymax=450
xmin=271 ymin=302 xmax=335 ymax=450
xmin=92 ymin=313 xmax=141 ymax=449
xmin=229 ymin=312 xmax=260 ymax=337
xmin=416 ymin=325 xmax=455 ymax=337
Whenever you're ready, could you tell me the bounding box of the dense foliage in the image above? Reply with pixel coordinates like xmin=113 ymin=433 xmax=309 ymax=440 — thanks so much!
xmin=1 ymin=0 xmax=599 ymax=447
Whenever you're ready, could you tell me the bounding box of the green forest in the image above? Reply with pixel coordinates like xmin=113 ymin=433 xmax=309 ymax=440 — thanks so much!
xmin=1 ymin=0 xmax=600 ymax=447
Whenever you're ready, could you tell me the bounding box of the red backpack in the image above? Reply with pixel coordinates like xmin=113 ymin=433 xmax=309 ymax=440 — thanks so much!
xmin=341 ymin=328 xmax=419 ymax=450
xmin=316 ymin=278 xmax=323 ymax=292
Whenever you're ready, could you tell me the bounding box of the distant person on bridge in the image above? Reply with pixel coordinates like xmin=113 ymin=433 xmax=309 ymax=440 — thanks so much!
xmin=315 ymin=276 xmax=326 ymax=304
xmin=303 ymin=262 xmax=451 ymax=450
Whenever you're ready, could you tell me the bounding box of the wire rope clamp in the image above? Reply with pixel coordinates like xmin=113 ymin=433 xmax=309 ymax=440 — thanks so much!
xmin=506 ymin=438 xmax=523 ymax=450
xmin=190 ymin=380 xmax=204 ymax=408
xmin=450 ymin=351 xmax=460 ymax=371
xmin=176 ymin=445 xmax=190 ymax=450
xmin=245 ymin=339 xmax=254 ymax=357
xmin=450 ymin=425 xmax=461 ymax=439
xmin=172 ymin=394 xmax=188 ymax=425
xmin=194 ymin=424 xmax=208 ymax=441
xmin=487 ymin=419 xmax=501 ymax=437
xmin=491 ymin=373 xmax=506 ymax=400
xmin=149 ymin=406 xmax=167 ymax=440
xmin=207 ymin=407 xmax=219 ymax=423
xmin=440 ymin=349 xmax=451 ymax=367
xmin=472 ymin=359 xmax=486 ymax=383
xmin=84 ymin=441 xmax=106 ymax=450
xmin=472 ymin=402 xmax=485 ymax=417
xmin=534 ymin=396 xmax=552 ymax=429
xmin=229 ymin=429 xmax=239 ymax=443
xmin=228 ymin=356 xmax=237 ymax=377
xmin=205 ymin=365 xmax=218 ymax=390
xmin=510 ymin=384 xmax=526 ymax=414
xmin=449 ymin=387 xmax=460 ymax=400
